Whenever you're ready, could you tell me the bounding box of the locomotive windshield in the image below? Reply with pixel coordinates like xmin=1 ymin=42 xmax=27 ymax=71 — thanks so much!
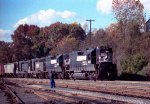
xmin=77 ymin=52 xmax=84 ymax=55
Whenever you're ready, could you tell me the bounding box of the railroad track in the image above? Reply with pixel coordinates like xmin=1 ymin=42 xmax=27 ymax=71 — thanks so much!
xmin=6 ymin=78 xmax=150 ymax=99
xmin=18 ymin=83 xmax=128 ymax=104
xmin=3 ymin=78 xmax=150 ymax=103
xmin=14 ymin=82 xmax=150 ymax=104
xmin=0 ymin=80 xmax=24 ymax=104
xmin=3 ymin=79 xmax=124 ymax=104
xmin=3 ymin=81 xmax=77 ymax=104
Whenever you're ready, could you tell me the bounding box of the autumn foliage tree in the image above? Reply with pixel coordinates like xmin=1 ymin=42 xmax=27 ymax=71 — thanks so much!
xmin=52 ymin=36 xmax=78 ymax=54
xmin=0 ymin=41 xmax=12 ymax=63
xmin=112 ymin=0 xmax=144 ymax=37
xmin=11 ymin=24 xmax=40 ymax=61
xmin=111 ymin=0 xmax=150 ymax=76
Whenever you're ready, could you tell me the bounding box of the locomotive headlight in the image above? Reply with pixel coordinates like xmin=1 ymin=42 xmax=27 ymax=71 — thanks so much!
xmin=99 ymin=54 xmax=108 ymax=62
xmin=82 ymin=61 xmax=87 ymax=65
xmin=36 ymin=63 xmax=39 ymax=68
xmin=88 ymin=60 xmax=91 ymax=64
xmin=104 ymin=56 xmax=108 ymax=59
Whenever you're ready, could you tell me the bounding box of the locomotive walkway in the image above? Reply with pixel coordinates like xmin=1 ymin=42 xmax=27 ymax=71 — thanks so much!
xmin=3 ymin=78 xmax=150 ymax=104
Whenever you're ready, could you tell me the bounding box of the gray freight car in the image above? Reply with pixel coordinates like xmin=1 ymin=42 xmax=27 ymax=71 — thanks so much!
xmin=4 ymin=62 xmax=18 ymax=77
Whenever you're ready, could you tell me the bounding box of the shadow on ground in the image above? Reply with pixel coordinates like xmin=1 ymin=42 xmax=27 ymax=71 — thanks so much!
xmin=118 ymin=73 xmax=150 ymax=81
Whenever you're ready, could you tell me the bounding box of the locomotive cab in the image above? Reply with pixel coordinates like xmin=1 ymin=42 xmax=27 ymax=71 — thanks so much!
xmin=96 ymin=47 xmax=116 ymax=80
xmin=58 ymin=54 xmax=70 ymax=79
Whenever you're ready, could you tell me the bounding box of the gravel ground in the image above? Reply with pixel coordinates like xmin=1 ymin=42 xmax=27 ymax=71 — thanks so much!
xmin=0 ymin=89 xmax=10 ymax=104
xmin=27 ymin=84 xmax=150 ymax=104
xmin=4 ymin=78 xmax=150 ymax=104
xmin=4 ymin=79 xmax=127 ymax=104
xmin=8 ymin=85 xmax=46 ymax=104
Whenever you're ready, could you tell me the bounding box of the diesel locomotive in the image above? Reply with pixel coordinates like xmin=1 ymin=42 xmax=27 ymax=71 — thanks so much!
xmin=2 ymin=47 xmax=117 ymax=80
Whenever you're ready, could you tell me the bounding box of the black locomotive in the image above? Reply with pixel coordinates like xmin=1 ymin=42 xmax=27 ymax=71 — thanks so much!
xmin=3 ymin=47 xmax=117 ymax=80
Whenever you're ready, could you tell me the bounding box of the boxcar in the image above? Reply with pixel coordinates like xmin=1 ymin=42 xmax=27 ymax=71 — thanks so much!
xmin=4 ymin=63 xmax=18 ymax=77
xmin=0 ymin=64 xmax=4 ymax=77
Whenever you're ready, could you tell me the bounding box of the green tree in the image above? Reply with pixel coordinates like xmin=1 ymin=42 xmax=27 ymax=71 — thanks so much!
xmin=121 ymin=54 xmax=148 ymax=74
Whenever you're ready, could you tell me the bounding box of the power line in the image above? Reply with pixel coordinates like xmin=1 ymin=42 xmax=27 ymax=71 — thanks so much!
xmin=86 ymin=19 xmax=95 ymax=44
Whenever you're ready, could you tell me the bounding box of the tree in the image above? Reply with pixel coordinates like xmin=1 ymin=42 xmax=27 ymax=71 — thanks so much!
xmin=0 ymin=41 xmax=12 ymax=63
xmin=121 ymin=54 xmax=148 ymax=74
xmin=106 ymin=23 xmax=121 ymax=38
xmin=91 ymin=28 xmax=107 ymax=47
xmin=112 ymin=0 xmax=144 ymax=37
xmin=68 ymin=23 xmax=86 ymax=40
xmin=52 ymin=36 xmax=78 ymax=54
xmin=43 ymin=22 xmax=85 ymax=54
xmin=44 ymin=22 xmax=69 ymax=48
xmin=11 ymin=24 xmax=40 ymax=61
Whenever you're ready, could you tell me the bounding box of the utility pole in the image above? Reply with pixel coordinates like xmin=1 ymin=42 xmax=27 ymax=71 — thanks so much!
xmin=86 ymin=19 xmax=95 ymax=44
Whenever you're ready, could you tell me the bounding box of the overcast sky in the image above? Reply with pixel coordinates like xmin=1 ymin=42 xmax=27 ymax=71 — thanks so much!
xmin=0 ymin=0 xmax=150 ymax=42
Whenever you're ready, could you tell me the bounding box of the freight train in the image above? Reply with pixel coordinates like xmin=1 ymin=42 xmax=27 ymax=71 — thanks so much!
xmin=0 ymin=47 xmax=117 ymax=80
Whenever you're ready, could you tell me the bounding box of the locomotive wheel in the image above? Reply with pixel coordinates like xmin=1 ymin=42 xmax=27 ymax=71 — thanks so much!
xmin=96 ymin=68 xmax=100 ymax=80
xmin=45 ymin=72 xmax=49 ymax=79
xmin=24 ymin=73 xmax=28 ymax=78
xmin=63 ymin=72 xmax=69 ymax=79
xmin=58 ymin=73 xmax=63 ymax=79
xmin=88 ymin=72 xmax=94 ymax=80
xmin=62 ymin=69 xmax=66 ymax=79
xmin=69 ymin=73 xmax=75 ymax=80
xmin=85 ymin=72 xmax=89 ymax=80
xmin=28 ymin=73 xmax=31 ymax=78
xmin=36 ymin=73 xmax=39 ymax=78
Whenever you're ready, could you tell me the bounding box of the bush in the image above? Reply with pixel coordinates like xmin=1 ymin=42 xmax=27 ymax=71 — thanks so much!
xmin=121 ymin=54 xmax=148 ymax=74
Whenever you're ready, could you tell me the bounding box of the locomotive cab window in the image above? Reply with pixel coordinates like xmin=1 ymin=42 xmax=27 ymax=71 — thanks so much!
xmin=77 ymin=52 xmax=84 ymax=56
